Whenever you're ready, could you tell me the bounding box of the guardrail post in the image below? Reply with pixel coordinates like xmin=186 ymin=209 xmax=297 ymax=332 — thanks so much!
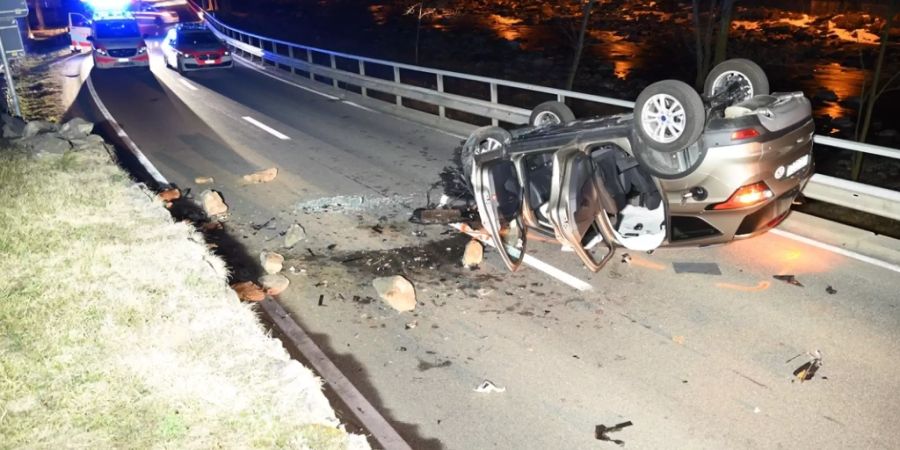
xmin=330 ymin=54 xmax=338 ymax=89
xmin=259 ymin=39 xmax=266 ymax=67
xmin=288 ymin=46 xmax=295 ymax=74
xmin=358 ymin=60 xmax=367 ymax=97
xmin=557 ymin=93 xmax=565 ymax=103
xmin=490 ymin=82 xmax=499 ymax=126
xmin=306 ymin=49 xmax=314 ymax=80
xmin=437 ymin=74 xmax=445 ymax=118
xmin=394 ymin=66 xmax=402 ymax=106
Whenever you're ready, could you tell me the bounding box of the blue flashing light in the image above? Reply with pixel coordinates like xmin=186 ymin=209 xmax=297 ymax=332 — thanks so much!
xmin=82 ymin=0 xmax=132 ymax=13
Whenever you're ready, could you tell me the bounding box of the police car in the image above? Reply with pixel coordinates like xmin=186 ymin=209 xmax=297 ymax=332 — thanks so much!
xmin=161 ymin=23 xmax=233 ymax=73
xmin=70 ymin=11 xmax=150 ymax=69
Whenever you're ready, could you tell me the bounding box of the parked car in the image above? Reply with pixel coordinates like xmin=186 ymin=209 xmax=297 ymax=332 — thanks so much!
xmin=86 ymin=11 xmax=150 ymax=69
xmin=132 ymin=3 xmax=180 ymax=36
xmin=160 ymin=23 xmax=233 ymax=73
xmin=458 ymin=59 xmax=814 ymax=272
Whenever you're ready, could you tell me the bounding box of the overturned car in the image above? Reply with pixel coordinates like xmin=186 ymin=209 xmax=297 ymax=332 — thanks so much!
xmin=455 ymin=59 xmax=814 ymax=272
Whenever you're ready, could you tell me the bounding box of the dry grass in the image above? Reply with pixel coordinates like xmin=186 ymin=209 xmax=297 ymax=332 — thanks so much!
xmin=0 ymin=147 xmax=368 ymax=449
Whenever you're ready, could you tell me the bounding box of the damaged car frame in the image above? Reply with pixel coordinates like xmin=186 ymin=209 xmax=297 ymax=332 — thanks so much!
xmin=458 ymin=59 xmax=815 ymax=272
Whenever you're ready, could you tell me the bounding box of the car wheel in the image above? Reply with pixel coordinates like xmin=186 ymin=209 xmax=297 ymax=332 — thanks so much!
xmin=461 ymin=126 xmax=512 ymax=182
xmin=634 ymin=79 xmax=705 ymax=153
xmin=529 ymin=101 xmax=575 ymax=127
xmin=704 ymin=58 xmax=769 ymax=103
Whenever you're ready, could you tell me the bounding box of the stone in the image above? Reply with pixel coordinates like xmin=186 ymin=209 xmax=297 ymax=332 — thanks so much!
xmin=231 ymin=281 xmax=265 ymax=302
xmin=1 ymin=114 xmax=26 ymax=138
xmin=283 ymin=223 xmax=306 ymax=248
xmin=260 ymin=251 xmax=284 ymax=274
xmin=372 ymin=276 xmax=417 ymax=312
xmin=59 ymin=118 xmax=94 ymax=140
xmin=22 ymin=120 xmax=58 ymax=138
xmin=157 ymin=188 xmax=181 ymax=202
xmin=243 ymin=167 xmax=278 ymax=184
xmin=462 ymin=239 xmax=483 ymax=268
xmin=195 ymin=176 xmax=214 ymax=185
xmin=199 ymin=190 xmax=228 ymax=217
xmin=260 ymin=274 xmax=290 ymax=296
xmin=70 ymin=134 xmax=106 ymax=150
xmin=17 ymin=134 xmax=72 ymax=155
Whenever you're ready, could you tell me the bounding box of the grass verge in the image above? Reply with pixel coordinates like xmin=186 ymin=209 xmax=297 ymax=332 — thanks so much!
xmin=0 ymin=147 xmax=368 ymax=449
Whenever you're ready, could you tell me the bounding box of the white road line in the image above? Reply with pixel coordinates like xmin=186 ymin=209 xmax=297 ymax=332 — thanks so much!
xmin=235 ymin=56 xmax=468 ymax=140
xmin=236 ymin=58 xmax=340 ymax=100
xmin=770 ymin=228 xmax=900 ymax=274
xmin=261 ymin=299 xmax=413 ymax=450
xmin=242 ymin=116 xmax=291 ymax=140
xmin=178 ymin=78 xmax=198 ymax=91
xmin=452 ymin=224 xmax=594 ymax=291
xmin=86 ymin=76 xmax=170 ymax=186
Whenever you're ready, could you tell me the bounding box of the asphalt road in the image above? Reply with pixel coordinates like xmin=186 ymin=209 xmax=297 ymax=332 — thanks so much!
xmin=64 ymin=45 xmax=900 ymax=450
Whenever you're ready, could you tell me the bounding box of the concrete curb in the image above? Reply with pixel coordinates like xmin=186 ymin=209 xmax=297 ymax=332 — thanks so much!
xmin=778 ymin=211 xmax=900 ymax=268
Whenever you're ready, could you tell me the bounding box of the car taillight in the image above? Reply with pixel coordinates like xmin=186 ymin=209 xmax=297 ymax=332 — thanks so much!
xmin=731 ymin=128 xmax=759 ymax=141
xmin=710 ymin=182 xmax=773 ymax=210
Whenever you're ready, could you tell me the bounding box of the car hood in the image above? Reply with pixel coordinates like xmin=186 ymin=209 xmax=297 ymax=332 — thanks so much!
xmin=95 ymin=37 xmax=143 ymax=49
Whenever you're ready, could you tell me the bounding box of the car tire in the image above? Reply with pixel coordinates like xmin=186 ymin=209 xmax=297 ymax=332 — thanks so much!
xmin=529 ymin=101 xmax=575 ymax=127
xmin=704 ymin=58 xmax=769 ymax=102
xmin=634 ymin=79 xmax=705 ymax=153
xmin=461 ymin=126 xmax=512 ymax=182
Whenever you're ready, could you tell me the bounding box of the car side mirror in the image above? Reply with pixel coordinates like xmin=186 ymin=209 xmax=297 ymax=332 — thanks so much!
xmin=86 ymin=36 xmax=93 ymax=41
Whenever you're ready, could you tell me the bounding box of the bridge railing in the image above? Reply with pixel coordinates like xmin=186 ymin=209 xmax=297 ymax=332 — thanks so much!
xmin=194 ymin=6 xmax=900 ymax=222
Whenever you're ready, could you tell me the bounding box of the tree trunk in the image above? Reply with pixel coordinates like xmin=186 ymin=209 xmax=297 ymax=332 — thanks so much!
xmin=851 ymin=0 xmax=895 ymax=180
xmin=692 ymin=0 xmax=705 ymax=89
xmin=565 ymin=0 xmax=595 ymax=91
xmin=713 ymin=0 xmax=734 ymax=65
xmin=33 ymin=0 xmax=45 ymax=30
xmin=414 ymin=3 xmax=423 ymax=64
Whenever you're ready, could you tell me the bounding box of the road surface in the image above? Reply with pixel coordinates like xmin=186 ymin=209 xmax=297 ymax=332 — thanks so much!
xmin=61 ymin=44 xmax=900 ymax=449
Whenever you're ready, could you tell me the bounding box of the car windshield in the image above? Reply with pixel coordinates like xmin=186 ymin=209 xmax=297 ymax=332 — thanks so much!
xmin=180 ymin=32 xmax=221 ymax=46
xmin=95 ymin=20 xmax=140 ymax=39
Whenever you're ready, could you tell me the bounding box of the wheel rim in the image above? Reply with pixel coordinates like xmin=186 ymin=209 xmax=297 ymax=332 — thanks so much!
xmin=641 ymin=93 xmax=687 ymax=144
xmin=533 ymin=111 xmax=561 ymax=127
xmin=712 ymin=70 xmax=753 ymax=102
xmin=475 ymin=137 xmax=503 ymax=155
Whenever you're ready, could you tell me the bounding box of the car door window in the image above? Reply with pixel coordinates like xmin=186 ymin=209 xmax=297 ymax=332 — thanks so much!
xmin=473 ymin=159 xmax=527 ymax=271
xmin=547 ymin=147 xmax=616 ymax=272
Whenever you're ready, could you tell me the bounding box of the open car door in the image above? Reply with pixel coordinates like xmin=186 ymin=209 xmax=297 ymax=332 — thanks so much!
xmin=546 ymin=147 xmax=617 ymax=272
xmin=472 ymin=159 xmax=528 ymax=271
xmin=68 ymin=13 xmax=92 ymax=53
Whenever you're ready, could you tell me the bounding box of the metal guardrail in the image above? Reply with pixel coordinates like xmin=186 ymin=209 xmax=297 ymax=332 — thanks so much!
xmin=194 ymin=5 xmax=900 ymax=222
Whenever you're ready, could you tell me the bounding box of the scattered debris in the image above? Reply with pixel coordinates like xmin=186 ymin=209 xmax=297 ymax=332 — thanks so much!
xmin=672 ymin=335 xmax=685 ymax=345
xmin=195 ymin=176 xmax=214 ymax=185
xmin=199 ymin=190 xmax=228 ymax=217
xmin=372 ymin=275 xmax=417 ymax=312
xmin=792 ymin=350 xmax=823 ymax=383
xmin=826 ymin=285 xmax=837 ymax=294
xmin=318 ymin=294 xmax=325 ymax=306
xmin=773 ymin=274 xmax=804 ymax=287
xmin=242 ymin=167 xmax=278 ymax=184
xmin=157 ymin=188 xmax=181 ymax=202
xmin=620 ymin=253 xmax=631 ymax=264
xmin=283 ymin=223 xmax=307 ymax=248
xmin=371 ymin=224 xmax=384 ymax=234
xmin=405 ymin=320 xmax=418 ymax=330
xmin=594 ymin=421 xmax=633 ymax=446
xmin=462 ymin=239 xmax=483 ymax=269
xmin=231 ymin=281 xmax=265 ymax=302
xmin=251 ymin=217 xmax=276 ymax=231
xmin=410 ymin=207 xmax=464 ymax=224
xmin=260 ymin=251 xmax=284 ymax=274
xmin=201 ymin=221 xmax=223 ymax=232
xmin=673 ymin=262 xmax=722 ymax=275
xmin=260 ymin=274 xmax=290 ymax=296
xmin=474 ymin=380 xmax=506 ymax=393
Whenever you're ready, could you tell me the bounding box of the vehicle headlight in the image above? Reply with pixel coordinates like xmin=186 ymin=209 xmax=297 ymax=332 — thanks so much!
xmin=223 ymin=51 xmax=230 ymax=56
xmin=137 ymin=46 xmax=148 ymax=55
xmin=94 ymin=48 xmax=108 ymax=56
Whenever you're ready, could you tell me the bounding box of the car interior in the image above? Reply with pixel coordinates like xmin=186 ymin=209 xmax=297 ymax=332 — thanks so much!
xmin=521 ymin=143 xmax=666 ymax=251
